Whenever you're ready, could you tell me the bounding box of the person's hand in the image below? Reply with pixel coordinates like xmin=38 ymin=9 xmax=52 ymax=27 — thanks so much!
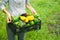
xmin=2 ymin=9 xmax=12 ymax=23
xmin=7 ymin=13 xmax=11 ymax=23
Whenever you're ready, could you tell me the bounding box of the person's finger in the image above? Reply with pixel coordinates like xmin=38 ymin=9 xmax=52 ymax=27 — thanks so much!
xmin=10 ymin=17 xmax=11 ymax=21
xmin=7 ymin=17 xmax=11 ymax=23
xmin=8 ymin=17 xmax=11 ymax=23
xmin=7 ymin=18 xmax=10 ymax=23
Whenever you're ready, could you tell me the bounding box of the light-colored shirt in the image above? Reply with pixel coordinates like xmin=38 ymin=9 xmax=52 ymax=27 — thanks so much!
xmin=0 ymin=0 xmax=29 ymax=16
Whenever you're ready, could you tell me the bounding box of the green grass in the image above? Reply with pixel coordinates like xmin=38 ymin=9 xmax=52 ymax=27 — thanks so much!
xmin=0 ymin=0 xmax=60 ymax=40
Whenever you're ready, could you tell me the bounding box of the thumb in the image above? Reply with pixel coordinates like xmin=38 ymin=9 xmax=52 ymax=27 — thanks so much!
xmin=7 ymin=17 xmax=11 ymax=23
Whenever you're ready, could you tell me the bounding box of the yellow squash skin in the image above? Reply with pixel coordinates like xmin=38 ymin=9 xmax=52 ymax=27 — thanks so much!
xmin=26 ymin=16 xmax=34 ymax=21
xmin=20 ymin=16 xmax=26 ymax=21
xmin=24 ymin=18 xmax=29 ymax=23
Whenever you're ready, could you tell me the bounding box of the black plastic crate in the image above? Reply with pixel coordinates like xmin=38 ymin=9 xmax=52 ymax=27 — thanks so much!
xmin=8 ymin=19 xmax=41 ymax=34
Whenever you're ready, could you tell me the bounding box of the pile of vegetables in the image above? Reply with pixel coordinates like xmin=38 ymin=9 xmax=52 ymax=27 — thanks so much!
xmin=11 ymin=14 xmax=40 ymax=28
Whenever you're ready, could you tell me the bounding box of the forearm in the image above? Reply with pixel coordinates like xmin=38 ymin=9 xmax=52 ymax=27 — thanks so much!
xmin=0 ymin=0 xmax=8 ymax=15
xmin=2 ymin=8 xmax=10 ymax=16
xmin=26 ymin=3 xmax=36 ymax=14
xmin=26 ymin=3 xmax=34 ymax=11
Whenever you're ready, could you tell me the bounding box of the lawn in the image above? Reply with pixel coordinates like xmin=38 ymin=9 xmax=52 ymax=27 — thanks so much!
xmin=0 ymin=0 xmax=60 ymax=40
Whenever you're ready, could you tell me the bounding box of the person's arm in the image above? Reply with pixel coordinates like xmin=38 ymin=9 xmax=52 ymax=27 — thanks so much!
xmin=3 ymin=9 xmax=11 ymax=23
xmin=0 ymin=0 xmax=11 ymax=23
xmin=26 ymin=2 xmax=37 ymax=14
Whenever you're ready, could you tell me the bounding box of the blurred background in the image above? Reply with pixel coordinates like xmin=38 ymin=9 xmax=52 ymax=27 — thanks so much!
xmin=0 ymin=0 xmax=60 ymax=40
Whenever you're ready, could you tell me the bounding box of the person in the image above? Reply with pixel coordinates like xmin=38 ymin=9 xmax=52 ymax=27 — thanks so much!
xmin=0 ymin=0 xmax=37 ymax=40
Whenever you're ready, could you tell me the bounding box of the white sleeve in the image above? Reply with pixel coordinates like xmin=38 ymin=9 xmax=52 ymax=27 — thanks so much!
xmin=0 ymin=0 xmax=8 ymax=10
